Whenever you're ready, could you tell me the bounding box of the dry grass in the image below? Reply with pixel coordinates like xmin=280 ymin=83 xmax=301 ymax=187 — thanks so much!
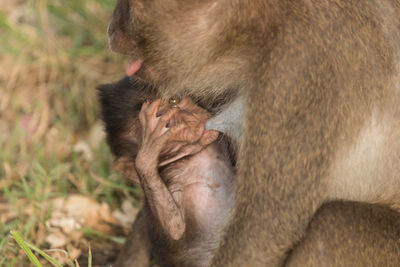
xmin=0 ymin=0 xmax=140 ymax=266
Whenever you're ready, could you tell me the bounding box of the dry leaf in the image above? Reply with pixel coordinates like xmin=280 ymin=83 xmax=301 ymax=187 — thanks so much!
xmin=73 ymin=140 xmax=93 ymax=161
xmin=45 ymin=231 xmax=67 ymax=248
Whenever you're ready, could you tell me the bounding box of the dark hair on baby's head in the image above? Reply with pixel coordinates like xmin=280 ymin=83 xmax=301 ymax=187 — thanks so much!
xmin=97 ymin=76 xmax=156 ymax=157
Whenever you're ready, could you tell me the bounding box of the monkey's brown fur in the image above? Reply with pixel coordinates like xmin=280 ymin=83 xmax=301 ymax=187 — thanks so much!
xmin=286 ymin=202 xmax=400 ymax=267
xmin=115 ymin=201 xmax=400 ymax=267
xmin=108 ymin=1 xmax=400 ymax=265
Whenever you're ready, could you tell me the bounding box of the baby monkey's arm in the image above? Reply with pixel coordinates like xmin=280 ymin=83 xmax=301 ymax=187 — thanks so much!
xmin=135 ymin=99 xmax=186 ymax=240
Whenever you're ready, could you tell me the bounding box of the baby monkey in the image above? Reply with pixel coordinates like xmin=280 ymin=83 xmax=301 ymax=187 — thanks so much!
xmin=98 ymin=76 xmax=234 ymax=267
xmin=98 ymin=77 xmax=400 ymax=267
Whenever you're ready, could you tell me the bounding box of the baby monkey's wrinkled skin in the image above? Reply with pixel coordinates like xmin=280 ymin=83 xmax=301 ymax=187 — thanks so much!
xmin=135 ymin=98 xmax=232 ymax=243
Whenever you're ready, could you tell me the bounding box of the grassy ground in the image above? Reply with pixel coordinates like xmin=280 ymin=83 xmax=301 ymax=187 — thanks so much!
xmin=0 ymin=0 xmax=139 ymax=266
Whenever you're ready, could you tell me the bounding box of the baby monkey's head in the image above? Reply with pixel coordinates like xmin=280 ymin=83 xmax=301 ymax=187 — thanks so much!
xmin=98 ymin=76 xmax=219 ymax=182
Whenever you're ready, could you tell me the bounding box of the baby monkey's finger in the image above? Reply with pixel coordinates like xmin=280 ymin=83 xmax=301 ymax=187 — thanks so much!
xmin=166 ymin=123 xmax=186 ymax=137
xmin=139 ymin=100 xmax=151 ymax=126
xmin=158 ymin=123 xmax=186 ymax=147
xmin=154 ymin=108 xmax=180 ymax=136
xmin=145 ymin=99 xmax=162 ymax=119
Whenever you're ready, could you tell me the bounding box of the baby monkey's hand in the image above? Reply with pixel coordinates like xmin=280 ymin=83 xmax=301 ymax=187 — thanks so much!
xmin=135 ymin=99 xmax=183 ymax=178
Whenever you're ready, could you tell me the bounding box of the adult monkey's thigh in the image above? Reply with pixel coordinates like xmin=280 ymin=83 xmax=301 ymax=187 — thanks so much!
xmin=107 ymin=0 xmax=400 ymax=266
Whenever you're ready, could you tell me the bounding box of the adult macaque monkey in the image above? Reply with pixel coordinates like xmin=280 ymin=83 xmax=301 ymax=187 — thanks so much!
xmin=108 ymin=1 xmax=400 ymax=266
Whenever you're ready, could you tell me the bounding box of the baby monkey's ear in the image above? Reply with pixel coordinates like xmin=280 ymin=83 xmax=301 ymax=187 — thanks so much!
xmin=114 ymin=157 xmax=140 ymax=185
xmin=199 ymin=130 xmax=219 ymax=147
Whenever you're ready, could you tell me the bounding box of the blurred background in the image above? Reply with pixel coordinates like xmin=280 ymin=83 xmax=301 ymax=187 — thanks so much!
xmin=0 ymin=0 xmax=141 ymax=266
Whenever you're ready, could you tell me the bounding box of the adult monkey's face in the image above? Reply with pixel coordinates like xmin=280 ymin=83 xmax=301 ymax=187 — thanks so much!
xmin=107 ymin=0 xmax=260 ymax=103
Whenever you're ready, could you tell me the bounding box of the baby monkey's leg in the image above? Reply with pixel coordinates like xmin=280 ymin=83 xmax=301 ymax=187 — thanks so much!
xmin=114 ymin=209 xmax=151 ymax=267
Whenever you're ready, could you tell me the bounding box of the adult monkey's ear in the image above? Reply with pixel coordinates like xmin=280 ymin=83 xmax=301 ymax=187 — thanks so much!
xmin=107 ymin=0 xmax=137 ymax=55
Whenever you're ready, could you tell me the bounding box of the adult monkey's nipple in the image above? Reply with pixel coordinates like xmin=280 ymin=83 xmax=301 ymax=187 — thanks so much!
xmin=168 ymin=94 xmax=182 ymax=108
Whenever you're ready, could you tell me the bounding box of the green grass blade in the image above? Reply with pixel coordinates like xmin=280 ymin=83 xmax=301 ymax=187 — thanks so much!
xmin=26 ymin=243 xmax=63 ymax=267
xmin=11 ymin=230 xmax=64 ymax=267
xmin=10 ymin=231 xmax=43 ymax=267
xmin=80 ymin=227 xmax=126 ymax=244
xmin=88 ymin=242 xmax=92 ymax=267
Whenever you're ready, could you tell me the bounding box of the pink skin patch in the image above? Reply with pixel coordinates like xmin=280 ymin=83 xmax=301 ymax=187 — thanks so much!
xmin=126 ymin=59 xmax=143 ymax=76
